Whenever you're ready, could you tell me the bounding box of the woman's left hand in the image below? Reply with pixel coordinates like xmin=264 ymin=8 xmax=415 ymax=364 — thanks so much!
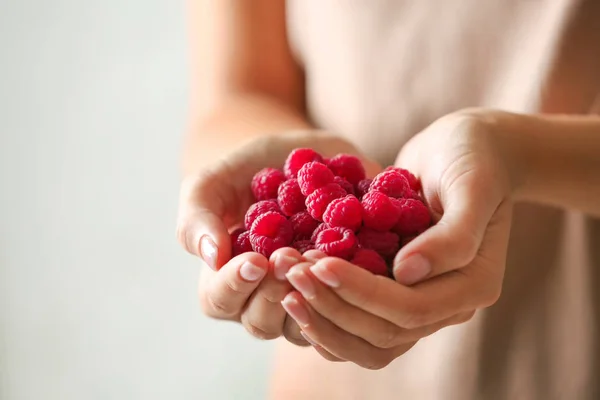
xmin=282 ymin=110 xmax=518 ymax=369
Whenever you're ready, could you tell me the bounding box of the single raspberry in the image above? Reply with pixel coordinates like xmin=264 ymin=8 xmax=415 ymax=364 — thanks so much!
xmin=323 ymin=195 xmax=363 ymax=231
xmin=292 ymin=239 xmax=315 ymax=254
xmin=392 ymin=198 xmax=431 ymax=236
xmin=384 ymin=166 xmax=421 ymax=191
xmin=249 ymin=211 xmax=293 ymax=257
xmin=305 ymin=183 xmax=346 ymax=220
xmin=284 ymin=148 xmax=324 ymax=178
xmin=297 ymin=162 xmax=335 ymax=196
xmin=310 ymin=223 xmax=331 ymax=242
xmin=370 ymin=170 xmax=409 ymax=198
xmin=244 ymin=200 xmax=282 ymax=229
xmin=326 ymin=154 xmax=366 ymax=185
xmin=277 ymin=179 xmax=306 ymax=216
xmin=315 ymin=227 xmax=358 ymax=260
xmin=351 ymin=249 xmax=388 ymax=276
xmin=361 ymin=191 xmax=400 ymax=231
xmin=334 ymin=176 xmax=355 ymax=196
xmin=251 ymin=168 xmax=286 ymax=201
xmin=231 ymin=229 xmax=252 ymax=256
xmin=289 ymin=211 xmax=320 ymax=240
xmin=357 ymin=228 xmax=400 ymax=258
xmin=356 ymin=178 xmax=373 ymax=199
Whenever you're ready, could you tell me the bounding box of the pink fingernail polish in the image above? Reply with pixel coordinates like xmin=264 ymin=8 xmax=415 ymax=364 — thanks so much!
xmin=240 ymin=262 xmax=265 ymax=282
xmin=286 ymin=269 xmax=316 ymax=299
xmin=200 ymin=235 xmax=218 ymax=270
xmin=281 ymin=295 xmax=310 ymax=327
xmin=394 ymin=254 xmax=431 ymax=285
xmin=309 ymin=263 xmax=340 ymax=288
xmin=274 ymin=254 xmax=299 ymax=281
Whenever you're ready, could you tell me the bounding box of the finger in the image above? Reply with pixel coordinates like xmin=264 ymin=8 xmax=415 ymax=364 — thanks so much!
xmin=199 ymin=252 xmax=268 ymax=320
xmin=177 ymin=174 xmax=238 ymax=270
xmin=281 ymin=292 xmax=414 ymax=370
xmin=309 ymin=257 xmax=486 ymax=329
xmin=240 ymin=248 xmax=302 ymax=339
xmin=287 ymin=264 xmax=474 ymax=348
xmin=302 ymin=249 xmax=327 ymax=262
xmin=301 ymin=331 xmax=344 ymax=362
xmin=392 ymin=169 xmax=505 ymax=285
xmin=283 ymin=315 xmax=310 ymax=347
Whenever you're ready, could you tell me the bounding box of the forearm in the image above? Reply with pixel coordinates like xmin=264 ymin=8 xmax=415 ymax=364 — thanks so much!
xmin=505 ymin=112 xmax=600 ymax=216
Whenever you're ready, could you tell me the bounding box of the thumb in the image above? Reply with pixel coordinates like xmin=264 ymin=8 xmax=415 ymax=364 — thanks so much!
xmin=176 ymin=175 xmax=234 ymax=270
xmin=392 ymin=181 xmax=501 ymax=285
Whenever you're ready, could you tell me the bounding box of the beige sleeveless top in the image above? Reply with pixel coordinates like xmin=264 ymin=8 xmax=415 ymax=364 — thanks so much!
xmin=270 ymin=1 xmax=600 ymax=399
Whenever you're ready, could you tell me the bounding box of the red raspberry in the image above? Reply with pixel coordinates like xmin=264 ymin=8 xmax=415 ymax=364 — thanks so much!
xmin=297 ymin=162 xmax=335 ymax=196
xmin=370 ymin=170 xmax=409 ymax=198
xmin=244 ymin=200 xmax=281 ymax=229
xmin=351 ymin=249 xmax=388 ymax=276
xmin=289 ymin=211 xmax=320 ymax=240
xmin=310 ymin=223 xmax=330 ymax=242
xmin=284 ymin=148 xmax=324 ymax=178
xmin=277 ymin=179 xmax=306 ymax=216
xmin=326 ymin=154 xmax=366 ymax=185
xmin=251 ymin=168 xmax=286 ymax=201
xmin=385 ymin=166 xmax=421 ymax=191
xmin=334 ymin=176 xmax=355 ymax=196
xmin=315 ymin=227 xmax=358 ymax=260
xmin=392 ymin=198 xmax=431 ymax=236
xmin=292 ymin=239 xmax=315 ymax=254
xmin=357 ymin=228 xmax=400 ymax=258
xmin=356 ymin=178 xmax=373 ymax=199
xmin=249 ymin=211 xmax=293 ymax=257
xmin=361 ymin=191 xmax=400 ymax=231
xmin=231 ymin=229 xmax=252 ymax=256
xmin=305 ymin=183 xmax=346 ymax=220
xmin=323 ymin=195 xmax=363 ymax=231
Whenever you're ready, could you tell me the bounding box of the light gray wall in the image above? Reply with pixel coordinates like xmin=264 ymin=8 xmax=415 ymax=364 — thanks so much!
xmin=0 ymin=1 xmax=272 ymax=399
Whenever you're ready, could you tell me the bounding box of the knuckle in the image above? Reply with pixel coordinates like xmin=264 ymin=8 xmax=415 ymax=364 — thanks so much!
xmin=202 ymin=292 xmax=236 ymax=319
xmin=224 ymin=277 xmax=248 ymax=296
xmin=176 ymin=218 xmax=196 ymax=254
xmin=245 ymin=321 xmax=280 ymax=340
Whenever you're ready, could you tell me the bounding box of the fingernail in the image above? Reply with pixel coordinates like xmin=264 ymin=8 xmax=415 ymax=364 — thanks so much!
xmin=274 ymin=254 xmax=300 ymax=281
xmin=309 ymin=263 xmax=340 ymax=288
xmin=239 ymin=262 xmax=266 ymax=282
xmin=281 ymin=295 xmax=310 ymax=326
xmin=200 ymin=235 xmax=218 ymax=270
xmin=300 ymin=331 xmax=319 ymax=347
xmin=303 ymin=250 xmax=327 ymax=262
xmin=394 ymin=254 xmax=431 ymax=285
xmin=286 ymin=268 xmax=316 ymax=299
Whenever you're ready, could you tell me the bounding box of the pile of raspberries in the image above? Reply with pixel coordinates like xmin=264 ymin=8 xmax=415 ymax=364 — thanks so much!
xmin=230 ymin=148 xmax=431 ymax=277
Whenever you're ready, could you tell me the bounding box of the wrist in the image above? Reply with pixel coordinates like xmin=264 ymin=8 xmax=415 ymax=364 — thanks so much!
xmin=450 ymin=108 xmax=536 ymax=201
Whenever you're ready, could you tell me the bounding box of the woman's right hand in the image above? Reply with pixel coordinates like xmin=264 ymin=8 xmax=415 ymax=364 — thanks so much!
xmin=176 ymin=130 xmax=381 ymax=345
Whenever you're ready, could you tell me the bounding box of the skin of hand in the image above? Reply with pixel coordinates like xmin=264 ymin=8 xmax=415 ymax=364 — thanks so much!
xmin=281 ymin=110 xmax=518 ymax=369
xmin=176 ymin=130 xmax=381 ymax=345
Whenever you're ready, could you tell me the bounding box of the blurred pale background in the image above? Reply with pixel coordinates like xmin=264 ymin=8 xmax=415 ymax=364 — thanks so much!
xmin=0 ymin=1 xmax=272 ymax=399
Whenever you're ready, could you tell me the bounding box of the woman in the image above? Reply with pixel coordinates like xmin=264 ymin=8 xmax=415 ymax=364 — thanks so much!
xmin=177 ymin=1 xmax=600 ymax=398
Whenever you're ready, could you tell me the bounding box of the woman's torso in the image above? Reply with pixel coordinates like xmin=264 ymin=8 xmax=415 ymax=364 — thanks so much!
xmin=269 ymin=1 xmax=600 ymax=399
